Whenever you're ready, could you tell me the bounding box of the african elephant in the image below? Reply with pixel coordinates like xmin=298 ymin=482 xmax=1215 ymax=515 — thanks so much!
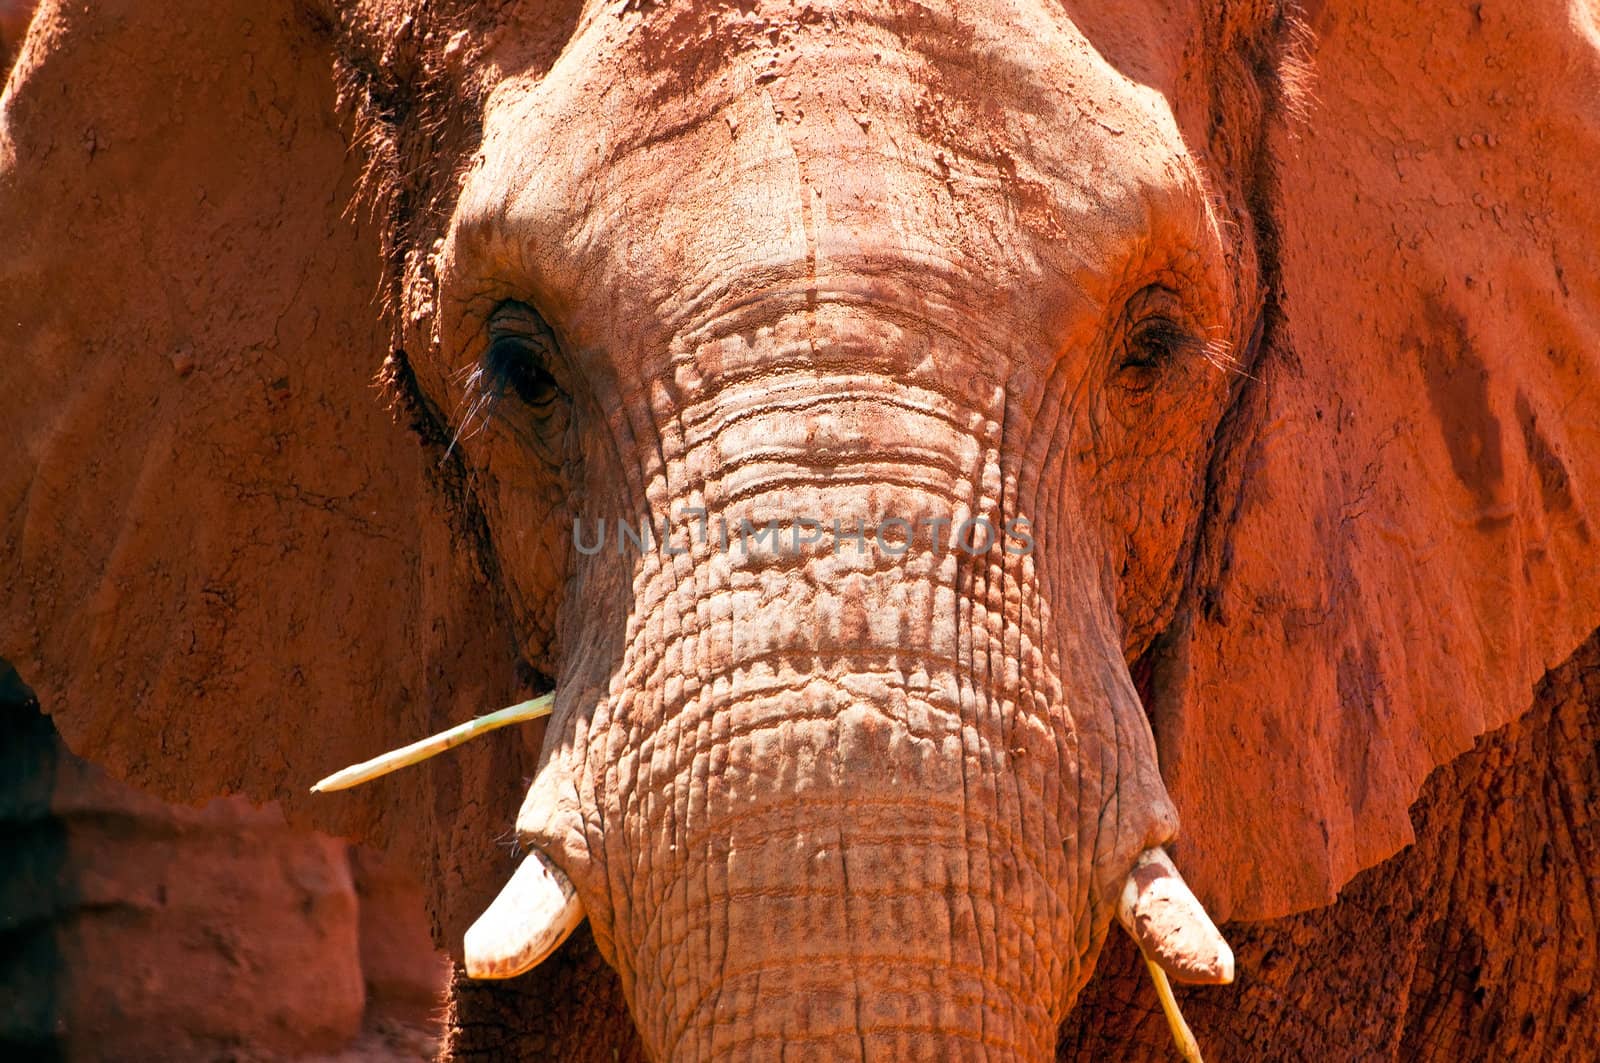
xmin=3 ymin=0 xmax=1597 ymax=1059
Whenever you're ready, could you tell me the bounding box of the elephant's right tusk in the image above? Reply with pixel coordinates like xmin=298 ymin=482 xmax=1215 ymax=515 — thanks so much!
xmin=309 ymin=694 xmax=553 ymax=793
xmin=464 ymin=847 xmax=585 ymax=979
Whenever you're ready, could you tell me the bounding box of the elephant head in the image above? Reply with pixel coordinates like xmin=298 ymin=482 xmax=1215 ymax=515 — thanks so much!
xmin=3 ymin=0 xmax=1597 ymax=1058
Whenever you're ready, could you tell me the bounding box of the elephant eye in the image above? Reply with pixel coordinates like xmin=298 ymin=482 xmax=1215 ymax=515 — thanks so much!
xmin=1114 ymin=287 xmax=1204 ymax=391
xmin=486 ymin=335 xmax=562 ymax=408
xmin=1123 ymin=317 xmax=1193 ymax=371
xmin=482 ymin=302 xmax=566 ymax=411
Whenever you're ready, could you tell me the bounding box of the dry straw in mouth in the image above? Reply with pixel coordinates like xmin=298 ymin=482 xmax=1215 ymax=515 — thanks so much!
xmin=310 ymin=693 xmax=554 ymax=793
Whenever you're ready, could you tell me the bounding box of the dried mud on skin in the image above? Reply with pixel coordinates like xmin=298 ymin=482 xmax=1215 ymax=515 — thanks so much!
xmin=1061 ymin=626 xmax=1600 ymax=1062
xmin=436 ymin=626 xmax=1600 ymax=1060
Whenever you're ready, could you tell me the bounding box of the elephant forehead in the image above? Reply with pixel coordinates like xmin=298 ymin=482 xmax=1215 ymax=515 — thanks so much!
xmin=449 ymin=0 xmax=1211 ymax=342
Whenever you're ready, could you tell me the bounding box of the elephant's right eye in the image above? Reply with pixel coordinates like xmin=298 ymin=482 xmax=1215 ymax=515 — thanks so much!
xmin=486 ymin=334 xmax=563 ymax=410
xmin=481 ymin=301 xmax=568 ymax=413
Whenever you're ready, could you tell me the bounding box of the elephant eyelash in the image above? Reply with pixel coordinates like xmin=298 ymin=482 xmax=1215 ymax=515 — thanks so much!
xmin=1123 ymin=317 xmax=1198 ymax=370
xmin=449 ymin=303 xmax=568 ymax=453
xmin=1115 ymin=284 xmax=1243 ymax=385
xmin=448 ymin=362 xmax=507 ymax=454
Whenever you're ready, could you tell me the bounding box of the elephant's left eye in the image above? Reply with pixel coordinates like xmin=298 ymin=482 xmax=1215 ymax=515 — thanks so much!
xmin=1113 ymin=286 xmax=1205 ymax=392
xmin=1122 ymin=317 xmax=1192 ymax=370
xmin=482 ymin=301 xmax=567 ymax=412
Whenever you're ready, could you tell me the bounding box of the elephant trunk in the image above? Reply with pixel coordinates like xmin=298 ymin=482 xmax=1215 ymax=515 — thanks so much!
xmin=497 ymin=324 xmax=1201 ymax=1056
xmin=596 ymin=655 xmax=1090 ymax=1058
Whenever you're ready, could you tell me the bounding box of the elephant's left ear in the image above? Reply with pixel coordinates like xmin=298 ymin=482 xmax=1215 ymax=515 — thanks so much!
xmin=0 ymin=0 xmax=520 ymax=860
xmin=1161 ymin=2 xmax=1600 ymax=921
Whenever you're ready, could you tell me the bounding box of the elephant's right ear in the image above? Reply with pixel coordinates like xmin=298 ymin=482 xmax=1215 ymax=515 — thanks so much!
xmin=0 ymin=0 xmax=520 ymax=856
xmin=1159 ymin=2 xmax=1600 ymax=922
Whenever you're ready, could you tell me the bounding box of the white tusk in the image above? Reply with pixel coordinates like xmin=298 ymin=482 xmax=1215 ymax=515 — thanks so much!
xmin=1117 ymin=847 xmax=1232 ymax=1063
xmin=1116 ymin=846 xmax=1234 ymax=985
xmin=309 ymin=694 xmax=553 ymax=793
xmin=464 ymin=848 xmax=585 ymax=979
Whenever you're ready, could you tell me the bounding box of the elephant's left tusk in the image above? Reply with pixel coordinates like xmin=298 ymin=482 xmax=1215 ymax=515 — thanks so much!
xmin=1115 ymin=846 xmax=1232 ymax=1063
xmin=1116 ymin=847 xmax=1234 ymax=985
xmin=309 ymin=694 xmax=553 ymax=793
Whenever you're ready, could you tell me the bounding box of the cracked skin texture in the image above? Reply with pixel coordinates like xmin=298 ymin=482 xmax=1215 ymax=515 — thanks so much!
xmin=449 ymin=626 xmax=1600 ymax=1060
xmin=1063 ymin=624 xmax=1600 ymax=1061
xmin=1 ymin=0 xmax=1598 ymax=1058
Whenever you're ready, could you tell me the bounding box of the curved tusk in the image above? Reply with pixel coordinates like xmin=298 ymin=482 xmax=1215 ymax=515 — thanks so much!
xmin=1116 ymin=847 xmax=1234 ymax=986
xmin=464 ymin=848 xmax=585 ymax=979
xmin=1117 ymin=847 xmax=1232 ymax=1063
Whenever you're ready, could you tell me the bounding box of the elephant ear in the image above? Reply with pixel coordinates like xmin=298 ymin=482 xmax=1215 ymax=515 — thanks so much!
xmin=1159 ymin=0 xmax=1600 ymax=920
xmin=0 ymin=0 xmax=526 ymax=923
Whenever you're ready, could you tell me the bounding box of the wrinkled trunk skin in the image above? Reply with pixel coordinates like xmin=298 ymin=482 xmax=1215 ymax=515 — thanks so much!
xmin=434 ymin=3 xmax=1220 ymax=1055
xmin=448 ymin=626 xmax=1600 ymax=1060
xmin=521 ymin=342 xmax=1174 ymax=1058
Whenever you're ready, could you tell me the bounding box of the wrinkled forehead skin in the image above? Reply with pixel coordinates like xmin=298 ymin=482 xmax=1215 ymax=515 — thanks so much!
xmin=440 ymin=0 xmax=1237 ymax=379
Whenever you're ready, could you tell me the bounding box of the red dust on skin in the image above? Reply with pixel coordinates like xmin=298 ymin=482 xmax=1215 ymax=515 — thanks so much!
xmin=1 ymin=0 xmax=1599 ymax=1059
xmin=0 ymin=0 xmax=33 ymax=71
